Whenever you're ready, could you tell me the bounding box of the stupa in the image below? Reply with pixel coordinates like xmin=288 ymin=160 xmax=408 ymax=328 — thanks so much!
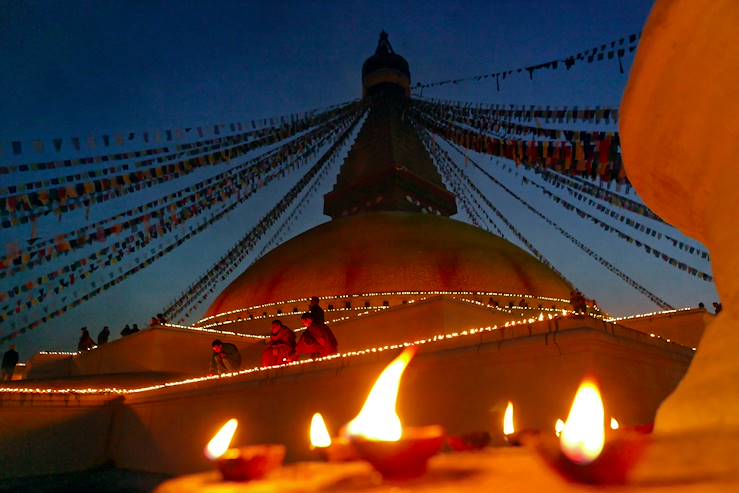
xmin=0 ymin=32 xmax=704 ymax=481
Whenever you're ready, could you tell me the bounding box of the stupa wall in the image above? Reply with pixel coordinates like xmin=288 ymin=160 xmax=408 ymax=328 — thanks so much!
xmin=25 ymin=327 xmax=264 ymax=379
xmin=614 ymin=308 xmax=709 ymax=348
xmin=0 ymin=394 xmax=119 ymax=479
xmin=109 ymin=321 xmax=691 ymax=475
xmin=1 ymin=314 xmax=692 ymax=479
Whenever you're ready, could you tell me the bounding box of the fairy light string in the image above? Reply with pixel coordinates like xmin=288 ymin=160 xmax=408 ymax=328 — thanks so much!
xmin=0 ymin=308 xmax=695 ymax=396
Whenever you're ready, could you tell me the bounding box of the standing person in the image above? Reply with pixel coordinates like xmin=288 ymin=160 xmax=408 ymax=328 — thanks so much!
xmin=1 ymin=345 xmax=19 ymax=381
xmin=309 ymin=296 xmax=325 ymax=324
xmin=295 ymin=312 xmax=338 ymax=359
xmin=209 ymin=339 xmax=242 ymax=375
xmin=97 ymin=326 xmax=110 ymax=346
xmin=78 ymin=327 xmax=95 ymax=351
xmin=262 ymin=320 xmax=296 ymax=367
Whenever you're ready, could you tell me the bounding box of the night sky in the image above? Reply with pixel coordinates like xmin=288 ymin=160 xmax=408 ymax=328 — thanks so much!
xmin=0 ymin=0 xmax=718 ymax=357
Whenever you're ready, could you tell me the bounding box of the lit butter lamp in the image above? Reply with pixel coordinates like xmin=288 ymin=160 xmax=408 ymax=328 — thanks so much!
xmin=537 ymin=379 xmax=648 ymax=485
xmin=446 ymin=431 xmax=491 ymax=452
xmin=346 ymin=347 xmax=445 ymax=480
xmin=204 ymin=418 xmax=286 ymax=482
xmin=309 ymin=412 xmax=360 ymax=462
xmin=502 ymin=401 xmax=540 ymax=446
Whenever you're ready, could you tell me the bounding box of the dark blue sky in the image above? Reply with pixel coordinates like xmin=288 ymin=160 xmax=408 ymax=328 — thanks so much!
xmin=0 ymin=1 xmax=718 ymax=356
xmin=2 ymin=0 xmax=650 ymax=137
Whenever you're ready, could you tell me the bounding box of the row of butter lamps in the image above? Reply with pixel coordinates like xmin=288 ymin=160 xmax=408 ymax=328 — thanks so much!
xmin=205 ymin=346 xmax=649 ymax=484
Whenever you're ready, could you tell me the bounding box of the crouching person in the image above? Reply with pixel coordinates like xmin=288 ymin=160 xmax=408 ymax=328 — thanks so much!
xmin=262 ymin=319 xmax=296 ymax=367
xmin=295 ymin=312 xmax=338 ymax=359
xmin=210 ymin=339 xmax=242 ymax=375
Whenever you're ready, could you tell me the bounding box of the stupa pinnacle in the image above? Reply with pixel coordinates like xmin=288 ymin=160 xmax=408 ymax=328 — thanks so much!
xmin=323 ymin=32 xmax=457 ymax=218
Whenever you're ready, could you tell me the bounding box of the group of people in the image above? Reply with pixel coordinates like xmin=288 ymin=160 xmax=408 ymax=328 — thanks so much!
xmin=76 ymin=322 xmax=144 ymax=351
xmin=149 ymin=313 xmax=168 ymax=327
xmin=263 ymin=297 xmax=338 ymax=365
xmin=698 ymin=301 xmax=723 ymax=315
xmin=208 ymin=297 xmax=339 ymax=375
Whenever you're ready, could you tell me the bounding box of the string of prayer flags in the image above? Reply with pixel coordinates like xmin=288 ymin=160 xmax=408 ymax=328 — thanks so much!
xmin=440 ymin=138 xmax=673 ymax=310
xmin=413 ymin=32 xmax=640 ymax=91
xmin=1 ymin=104 xmax=358 ymax=220
xmin=163 ymin=115 xmax=363 ymax=319
xmin=518 ymin=174 xmax=713 ymax=282
xmin=0 ymin=116 xmax=361 ymax=322
xmin=1 ymin=116 xmax=351 ymax=278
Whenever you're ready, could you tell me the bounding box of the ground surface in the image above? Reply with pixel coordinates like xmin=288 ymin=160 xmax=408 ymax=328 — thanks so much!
xmin=0 ymin=467 xmax=170 ymax=493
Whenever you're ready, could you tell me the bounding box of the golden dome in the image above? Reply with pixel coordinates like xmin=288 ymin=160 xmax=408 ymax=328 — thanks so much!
xmin=205 ymin=212 xmax=571 ymax=318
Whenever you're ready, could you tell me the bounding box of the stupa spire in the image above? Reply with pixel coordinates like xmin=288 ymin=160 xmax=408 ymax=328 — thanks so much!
xmin=323 ymin=33 xmax=457 ymax=218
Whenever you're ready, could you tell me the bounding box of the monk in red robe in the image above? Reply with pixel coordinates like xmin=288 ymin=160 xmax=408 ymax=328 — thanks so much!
xmin=295 ymin=312 xmax=338 ymax=358
xmin=262 ymin=319 xmax=296 ymax=366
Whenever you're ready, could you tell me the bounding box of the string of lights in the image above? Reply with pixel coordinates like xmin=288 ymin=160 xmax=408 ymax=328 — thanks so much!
xmin=604 ymin=307 xmax=697 ymax=323
xmin=3 ymin=310 xmax=696 ymax=397
xmin=197 ymin=290 xmax=572 ymax=324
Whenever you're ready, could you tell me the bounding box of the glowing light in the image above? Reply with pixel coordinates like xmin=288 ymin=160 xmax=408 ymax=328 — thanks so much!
xmin=346 ymin=347 xmax=417 ymax=441
xmin=610 ymin=417 xmax=619 ymax=430
xmin=310 ymin=413 xmax=332 ymax=448
xmin=560 ymin=380 xmax=605 ymax=464
xmin=198 ymin=290 xmax=571 ymax=325
xmin=503 ymin=401 xmax=515 ymax=435
xmin=3 ymin=310 xmax=688 ymax=397
xmin=555 ymin=418 xmax=565 ymax=437
xmin=205 ymin=418 xmax=238 ymax=460
xmin=604 ymin=307 xmax=695 ymax=323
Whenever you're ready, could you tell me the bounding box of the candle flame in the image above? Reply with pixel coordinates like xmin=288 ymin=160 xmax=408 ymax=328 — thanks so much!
xmin=610 ymin=417 xmax=620 ymax=430
xmin=503 ymin=401 xmax=515 ymax=435
xmin=346 ymin=347 xmax=417 ymax=441
xmin=560 ymin=379 xmax=605 ymax=464
xmin=205 ymin=418 xmax=238 ymax=460
xmin=555 ymin=418 xmax=565 ymax=437
xmin=310 ymin=413 xmax=332 ymax=448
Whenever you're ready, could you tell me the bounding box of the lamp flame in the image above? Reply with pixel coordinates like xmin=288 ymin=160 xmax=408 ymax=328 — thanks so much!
xmin=205 ymin=418 xmax=238 ymax=460
xmin=610 ymin=417 xmax=620 ymax=430
xmin=503 ymin=401 xmax=515 ymax=435
xmin=560 ymin=380 xmax=605 ymax=464
xmin=346 ymin=347 xmax=417 ymax=441
xmin=555 ymin=418 xmax=565 ymax=437
xmin=310 ymin=413 xmax=332 ymax=448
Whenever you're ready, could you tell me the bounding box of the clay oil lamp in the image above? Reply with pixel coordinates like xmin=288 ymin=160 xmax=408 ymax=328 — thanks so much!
xmin=204 ymin=418 xmax=286 ymax=482
xmin=309 ymin=412 xmax=360 ymax=462
xmin=503 ymin=401 xmax=539 ymax=446
xmin=346 ymin=347 xmax=445 ymax=480
xmin=537 ymin=379 xmax=649 ymax=485
xmin=446 ymin=431 xmax=491 ymax=452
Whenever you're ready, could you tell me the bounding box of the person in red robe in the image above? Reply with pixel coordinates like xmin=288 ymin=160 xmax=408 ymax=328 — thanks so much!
xmin=295 ymin=312 xmax=338 ymax=359
xmin=262 ymin=319 xmax=296 ymax=367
